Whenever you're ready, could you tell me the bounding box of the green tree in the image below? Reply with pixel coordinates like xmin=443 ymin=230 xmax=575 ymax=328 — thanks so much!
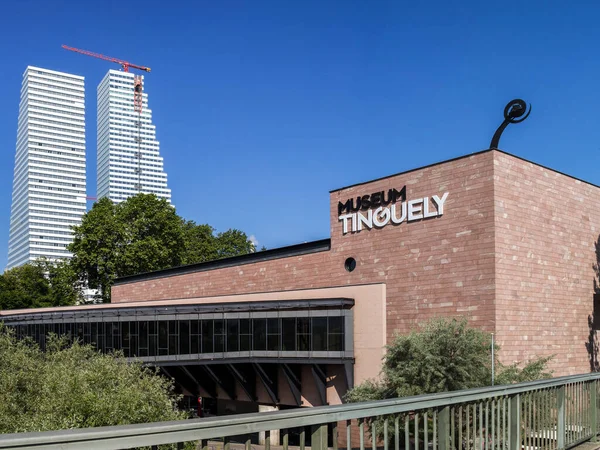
xmin=69 ymin=195 xmax=185 ymax=302
xmin=181 ymin=221 xmax=256 ymax=264
xmin=0 ymin=260 xmax=83 ymax=311
xmin=70 ymin=194 xmax=256 ymax=302
xmin=0 ymin=324 xmax=186 ymax=434
xmin=0 ymin=264 xmax=51 ymax=310
xmin=36 ymin=258 xmax=84 ymax=307
xmin=181 ymin=221 xmax=219 ymax=264
xmin=214 ymin=229 xmax=256 ymax=259
xmin=68 ymin=197 xmax=122 ymax=303
xmin=116 ymin=194 xmax=186 ymax=276
xmin=346 ymin=317 xmax=553 ymax=403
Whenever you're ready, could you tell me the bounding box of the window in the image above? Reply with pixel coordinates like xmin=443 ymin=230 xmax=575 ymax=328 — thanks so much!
xmin=6 ymin=313 xmax=347 ymax=358
xmin=312 ymin=317 xmax=327 ymax=351
xmin=267 ymin=318 xmax=281 ymax=351
xmin=227 ymin=319 xmax=239 ymax=352
xmin=297 ymin=318 xmax=311 ymax=351
xmin=253 ymin=318 xmax=266 ymax=351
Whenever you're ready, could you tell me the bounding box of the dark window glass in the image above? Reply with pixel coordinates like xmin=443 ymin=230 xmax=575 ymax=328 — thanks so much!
xmin=121 ymin=322 xmax=129 ymax=350
xmin=149 ymin=335 xmax=157 ymax=356
xmin=240 ymin=319 xmax=250 ymax=334
xmin=214 ymin=319 xmax=224 ymax=335
xmin=282 ymin=318 xmax=296 ymax=351
xmin=267 ymin=318 xmax=280 ymax=334
xmin=169 ymin=335 xmax=178 ymax=355
xmin=129 ymin=322 xmax=138 ymax=356
xmin=65 ymin=323 xmax=72 ymax=340
xmin=253 ymin=319 xmax=266 ymax=351
xmin=105 ymin=323 xmax=113 ymax=352
xmin=76 ymin=323 xmax=84 ymax=341
xmin=297 ymin=317 xmax=310 ymax=351
xmin=214 ymin=335 xmax=224 ymax=352
xmin=191 ymin=320 xmax=199 ymax=335
xmin=158 ymin=321 xmax=168 ymax=355
xmin=97 ymin=324 xmax=105 ymax=352
xmin=240 ymin=334 xmax=251 ymax=351
xmin=169 ymin=320 xmax=178 ymax=336
xmin=179 ymin=321 xmax=190 ymax=354
xmin=149 ymin=321 xmax=156 ymax=335
xmin=298 ymin=333 xmax=311 ymax=351
xmin=329 ymin=333 xmax=343 ymax=351
xmin=191 ymin=334 xmax=199 ymax=354
xmin=267 ymin=318 xmax=281 ymax=351
xmin=202 ymin=320 xmax=213 ymax=353
xmin=267 ymin=334 xmax=280 ymax=351
xmin=328 ymin=316 xmax=344 ymax=334
xmin=139 ymin=321 xmax=148 ymax=349
xmin=91 ymin=322 xmax=97 ymax=341
xmin=312 ymin=318 xmax=327 ymax=351
xmin=297 ymin=317 xmax=310 ymax=334
xmin=227 ymin=320 xmax=239 ymax=352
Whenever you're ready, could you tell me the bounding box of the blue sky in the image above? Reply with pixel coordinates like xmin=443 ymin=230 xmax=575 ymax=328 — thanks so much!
xmin=1 ymin=1 xmax=600 ymax=270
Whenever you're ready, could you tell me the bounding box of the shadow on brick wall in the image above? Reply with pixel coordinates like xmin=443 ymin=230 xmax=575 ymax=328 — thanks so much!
xmin=586 ymin=238 xmax=600 ymax=371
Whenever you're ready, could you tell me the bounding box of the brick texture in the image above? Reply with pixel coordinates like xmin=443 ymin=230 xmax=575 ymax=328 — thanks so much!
xmin=493 ymin=152 xmax=598 ymax=375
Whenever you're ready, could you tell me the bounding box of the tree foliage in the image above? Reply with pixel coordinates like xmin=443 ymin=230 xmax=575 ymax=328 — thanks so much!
xmin=0 ymin=261 xmax=81 ymax=311
xmin=181 ymin=221 xmax=257 ymax=264
xmin=346 ymin=317 xmax=553 ymax=404
xmin=0 ymin=324 xmax=186 ymax=434
xmin=69 ymin=194 xmax=256 ymax=302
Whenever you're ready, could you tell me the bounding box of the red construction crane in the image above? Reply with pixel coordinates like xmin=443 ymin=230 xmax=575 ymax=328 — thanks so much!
xmin=63 ymin=44 xmax=150 ymax=194
xmin=61 ymin=45 xmax=151 ymax=73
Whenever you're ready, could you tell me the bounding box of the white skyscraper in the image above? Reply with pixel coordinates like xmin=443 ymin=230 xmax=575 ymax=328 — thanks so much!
xmin=7 ymin=66 xmax=86 ymax=270
xmin=97 ymin=70 xmax=170 ymax=203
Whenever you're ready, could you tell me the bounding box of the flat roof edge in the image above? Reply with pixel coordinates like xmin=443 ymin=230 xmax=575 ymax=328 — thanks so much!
xmin=113 ymin=238 xmax=331 ymax=285
xmin=329 ymin=148 xmax=600 ymax=193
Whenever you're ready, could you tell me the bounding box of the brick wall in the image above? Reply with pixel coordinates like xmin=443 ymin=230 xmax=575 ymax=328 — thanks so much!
xmin=493 ymin=152 xmax=600 ymax=375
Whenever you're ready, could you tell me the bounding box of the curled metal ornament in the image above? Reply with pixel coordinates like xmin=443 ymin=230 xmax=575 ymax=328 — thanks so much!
xmin=490 ymin=99 xmax=531 ymax=149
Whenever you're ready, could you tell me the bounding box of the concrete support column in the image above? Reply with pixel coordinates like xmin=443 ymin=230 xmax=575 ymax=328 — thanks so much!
xmin=258 ymin=405 xmax=280 ymax=445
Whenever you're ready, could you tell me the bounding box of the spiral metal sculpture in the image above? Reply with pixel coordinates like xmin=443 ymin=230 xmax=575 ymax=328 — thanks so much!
xmin=490 ymin=99 xmax=531 ymax=149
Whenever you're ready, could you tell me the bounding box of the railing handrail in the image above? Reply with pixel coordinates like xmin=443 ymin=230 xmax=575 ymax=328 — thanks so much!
xmin=1 ymin=372 xmax=599 ymax=449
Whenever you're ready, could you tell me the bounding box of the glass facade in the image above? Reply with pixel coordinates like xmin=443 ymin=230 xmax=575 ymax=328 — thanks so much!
xmin=8 ymin=316 xmax=345 ymax=358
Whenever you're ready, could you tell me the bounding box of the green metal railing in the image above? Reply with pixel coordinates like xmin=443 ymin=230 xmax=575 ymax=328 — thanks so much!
xmin=0 ymin=373 xmax=599 ymax=450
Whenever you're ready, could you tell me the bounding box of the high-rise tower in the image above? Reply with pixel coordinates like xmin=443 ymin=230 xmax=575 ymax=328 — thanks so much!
xmin=97 ymin=70 xmax=170 ymax=203
xmin=7 ymin=66 xmax=86 ymax=270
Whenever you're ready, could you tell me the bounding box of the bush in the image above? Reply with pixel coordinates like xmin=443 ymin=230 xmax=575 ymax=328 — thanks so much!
xmin=346 ymin=317 xmax=553 ymax=401
xmin=0 ymin=324 xmax=186 ymax=434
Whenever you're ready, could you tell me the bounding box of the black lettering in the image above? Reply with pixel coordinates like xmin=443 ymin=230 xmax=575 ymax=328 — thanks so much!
xmin=340 ymin=186 xmax=405 ymax=214
xmin=392 ymin=186 xmax=406 ymax=203
xmin=361 ymin=195 xmax=371 ymax=211
xmin=381 ymin=189 xmax=393 ymax=206
xmin=338 ymin=199 xmax=353 ymax=215
xmin=371 ymin=192 xmax=381 ymax=207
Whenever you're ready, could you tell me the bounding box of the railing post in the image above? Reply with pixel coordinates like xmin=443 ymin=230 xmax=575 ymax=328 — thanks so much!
xmin=509 ymin=394 xmax=521 ymax=450
xmin=312 ymin=423 xmax=328 ymax=450
xmin=439 ymin=405 xmax=450 ymax=450
xmin=591 ymin=380 xmax=598 ymax=442
xmin=558 ymin=386 xmax=565 ymax=450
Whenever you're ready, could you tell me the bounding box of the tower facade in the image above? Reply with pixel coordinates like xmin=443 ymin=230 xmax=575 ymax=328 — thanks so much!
xmin=97 ymin=70 xmax=170 ymax=204
xmin=7 ymin=66 xmax=86 ymax=270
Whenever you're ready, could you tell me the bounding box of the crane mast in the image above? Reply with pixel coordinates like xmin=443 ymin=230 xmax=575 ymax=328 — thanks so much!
xmin=62 ymin=44 xmax=149 ymax=194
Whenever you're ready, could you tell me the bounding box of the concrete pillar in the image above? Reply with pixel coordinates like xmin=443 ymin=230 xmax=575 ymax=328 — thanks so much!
xmin=258 ymin=405 xmax=280 ymax=445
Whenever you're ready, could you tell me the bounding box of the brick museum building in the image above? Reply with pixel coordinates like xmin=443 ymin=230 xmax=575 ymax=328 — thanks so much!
xmin=3 ymin=148 xmax=600 ymax=413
